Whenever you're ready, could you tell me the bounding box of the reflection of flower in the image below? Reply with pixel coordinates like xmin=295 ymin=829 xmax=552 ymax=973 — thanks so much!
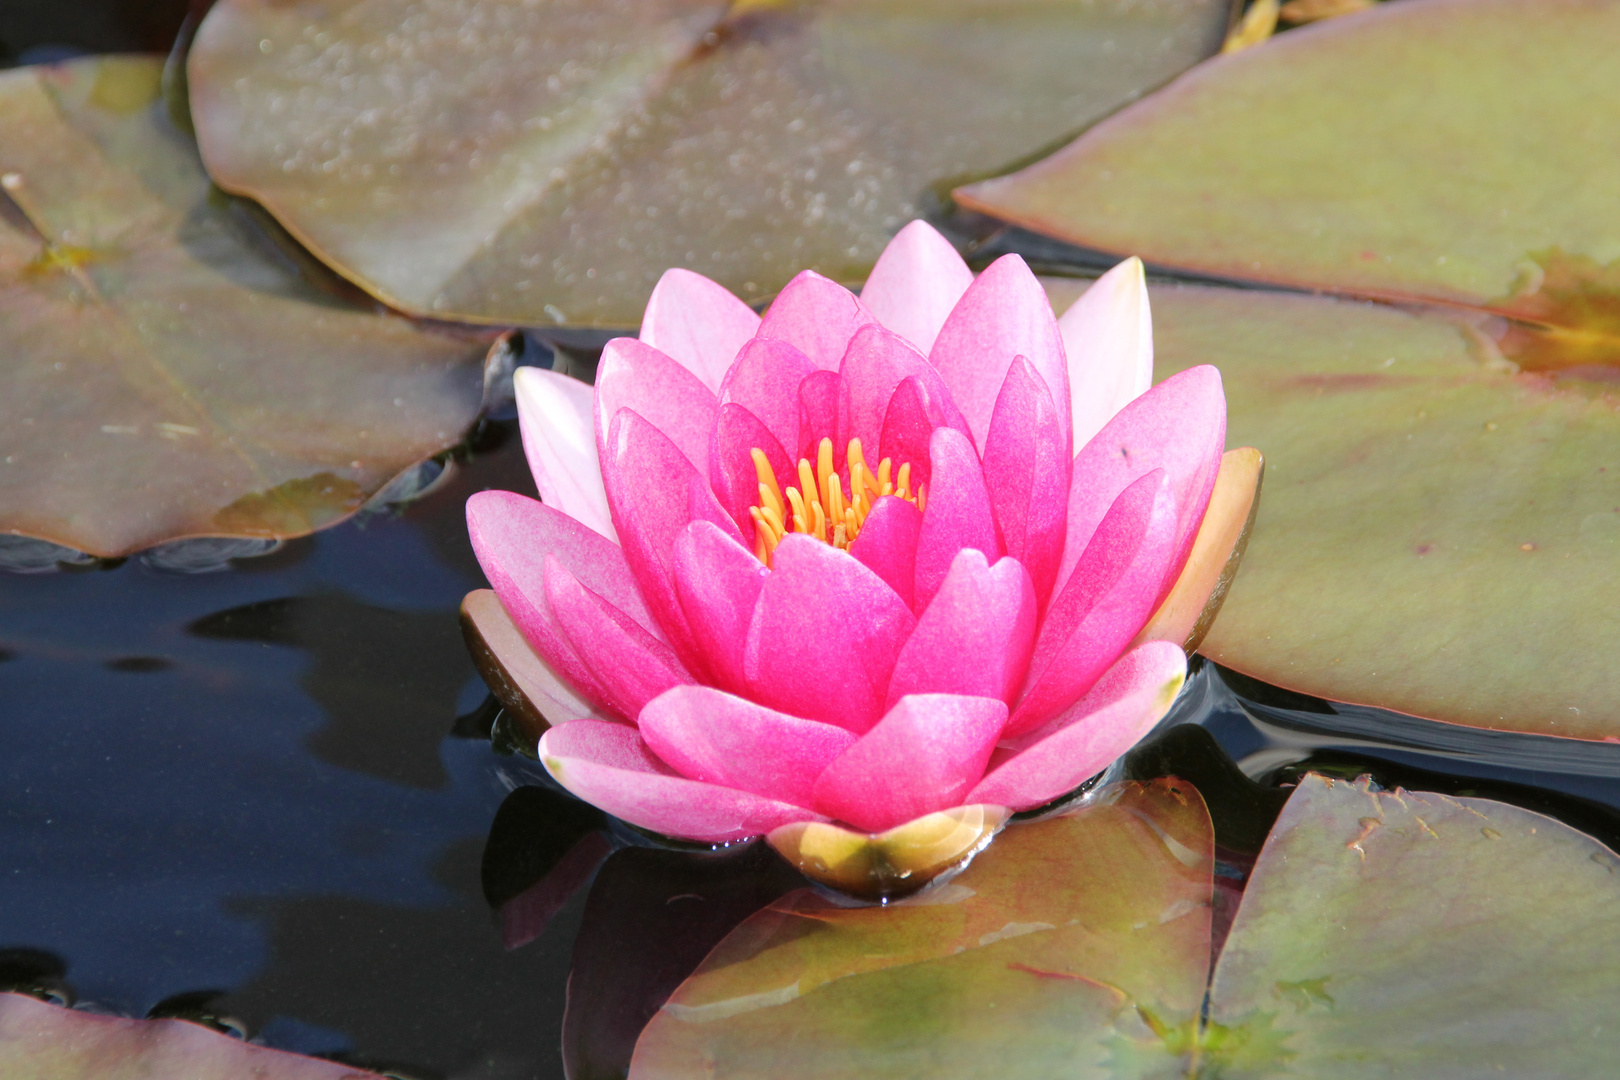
xmin=468 ymin=221 xmax=1231 ymax=845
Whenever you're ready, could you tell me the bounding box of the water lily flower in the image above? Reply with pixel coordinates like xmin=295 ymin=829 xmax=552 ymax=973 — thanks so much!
xmin=467 ymin=221 xmax=1252 ymax=867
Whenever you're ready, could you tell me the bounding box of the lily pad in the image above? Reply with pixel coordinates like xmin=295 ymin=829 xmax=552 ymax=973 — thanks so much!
xmin=629 ymin=778 xmax=1215 ymax=1079
xmin=1204 ymin=774 xmax=1620 ymax=1076
xmin=627 ymin=772 xmax=1620 ymax=1076
xmin=1041 ymin=281 xmax=1620 ymax=742
xmin=960 ymin=0 xmax=1620 ymax=335
xmin=185 ymin=0 xmax=1231 ymax=328
xmin=0 ymin=991 xmax=381 ymax=1079
xmin=0 ymin=56 xmax=494 ymax=557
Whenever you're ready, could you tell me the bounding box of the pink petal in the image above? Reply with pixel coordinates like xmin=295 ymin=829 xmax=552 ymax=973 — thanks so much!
xmin=640 ymin=267 xmax=762 ymax=393
xmin=886 ymin=550 xmax=1036 ymax=707
xmin=594 ymin=337 xmax=719 ymax=477
xmin=1009 ymin=469 xmax=1178 ymax=736
xmin=859 ymin=220 xmax=975 ymax=355
xmin=514 ymin=367 xmax=616 ymax=541
xmin=541 ymin=720 xmax=823 ymax=843
xmin=757 ymin=270 xmax=879 ymax=371
xmin=811 ymin=694 xmax=1008 ymax=833
xmin=1056 ymin=365 xmax=1226 ymax=603
xmin=745 ymin=535 xmax=917 ymax=735
xmin=929 ymin=254 xmax=1070 ymax=454
xmin=544 ymin=556 xmax=692 ymax=721
xmin=709 ymin=403 xmax=795 ymax=544
xmin=467 ymin=490 xmax=659 ymax=719
xmin=981 ymin=356 xmax=1071 ymax=607
xmin=968 ymin=641 xmax=1186 ymax=810
xmin=672 ymin=520 xmax=768 ymax=695
xmin=796 ymin=369 xmax=841 ymax=462
xmin=876 ymin=375 xmax=970 ymax=494
xmin=602 ymin=409 xmax=747 ymax=676
xmin=718 ymin=337 xmax=817 ymax=457
xmin=1060 ymin=256 xmax=1154 ymax=450
xmin=914 ymin=426 xmax=1002 ymax=611
xmin=847 ymin=495 xmax=923 ymax=610
xmin=837 ymin=323 xmax=960 ymax=467
xmin=639 ymin=685 xmax=858 ymax=808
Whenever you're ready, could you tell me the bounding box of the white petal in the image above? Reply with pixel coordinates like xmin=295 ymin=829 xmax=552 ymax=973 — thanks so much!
xmin=1060 ymin=256 xmax=1154 ymax=450
xmin=514 ymin=366 xmax=617 ymax=541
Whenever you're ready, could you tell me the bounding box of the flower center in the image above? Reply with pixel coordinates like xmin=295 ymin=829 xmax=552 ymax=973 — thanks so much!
xmin=747 ymin=437 xmax=925 ymax=566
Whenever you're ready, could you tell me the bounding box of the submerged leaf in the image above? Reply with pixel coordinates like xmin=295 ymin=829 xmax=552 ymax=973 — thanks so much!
xmin=186 ymin=0 xmax=1231 ymax=327
xmin=0 ymin=57 xmax=493 ymax=557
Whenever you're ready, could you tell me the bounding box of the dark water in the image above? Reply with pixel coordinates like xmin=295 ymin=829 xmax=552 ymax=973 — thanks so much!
xmin=7 ymin=406 xmax=1620 ymax=1079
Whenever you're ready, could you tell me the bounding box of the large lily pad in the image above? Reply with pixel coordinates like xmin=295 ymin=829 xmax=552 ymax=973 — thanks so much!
xmin=629 ymin=778 xmax=1215 ymax=1079
xmin=1041 ymin=280 xmax=1620 ymax=741
xmin=0 ymin=991 xmax=381 ymax=1079
xmin=0 ymin=56 xmax=493 ymax=557
xmin=1205 ymin=774 xmax=1620 ymax=1076
xmin=961 ymin=0 xmax=1620 ymax=335
xmin=627 ymin=773 xmax=1620 ymax=1076
xmin=185 ymin=0 xmax=1231 ymax=328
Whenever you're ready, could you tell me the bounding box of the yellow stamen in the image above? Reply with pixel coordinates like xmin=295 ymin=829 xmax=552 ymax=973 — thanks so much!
xmin=752 ymin=449 xmax=784 ymax=519
xmin=896 ymin=462 xmax=912 ymax=502
xmin=785 ymin=487 xmax=810 ymax=533
xmin=744 ymin=438 xmax=924 ymax=566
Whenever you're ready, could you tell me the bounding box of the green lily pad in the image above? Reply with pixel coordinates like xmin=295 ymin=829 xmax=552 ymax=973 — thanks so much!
xmin=1205 ymin=773 xmax=1620 ymax=1076
xmin=1041 ymin=281 xmax=1620 ymax=742
xmin=185 ymin=0 xmax=1231 ymax=328
xmin=627 ymin=772 xmax=1620 ymax=1076
xmin=960 ymin=0 xmax=1620 ymax=339
xmin=0 ymin=56 xmax=494 ymax=558
xmin=629 ymin=779 xmax=1215 ymax=1079
xmin=0 ymin=991 xmax=381 ymax=1079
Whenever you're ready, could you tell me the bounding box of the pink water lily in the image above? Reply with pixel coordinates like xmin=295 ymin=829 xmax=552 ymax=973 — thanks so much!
xmin=467 ymin=221 xmax=1239 ymax=846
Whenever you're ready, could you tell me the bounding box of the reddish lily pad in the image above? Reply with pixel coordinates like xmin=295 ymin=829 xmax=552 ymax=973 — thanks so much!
xmin=629 ymin=778 xmax=1215 ymax=1078
xmin=0 ymin=56 xmax=494 ymax=557
xmin=0 ymin=991 xmax=381 ymax=1079
xmin=186 ymin=0 xmax=1231 ymax=328
xmin=1042 ymin=279 xmax=1620 ymax=742
xmin=1205 ymin=774 xmax=1620 ymax=1075
xmin=961 ymin=0 xmax=1620 ymax=341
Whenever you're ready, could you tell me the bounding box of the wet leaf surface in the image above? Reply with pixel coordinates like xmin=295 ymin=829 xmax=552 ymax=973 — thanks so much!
xmin=962 ymin=0 xmax=1620 ymax=339
xmin=1205 ymin=773 xmax=1620 ymax=1076
xmin=1043 ymin=281 xmax=1620 ymax=742
xmin=629 ymin=779 xmax=1215 ymax=1079
xmin=0 ymin=991 xmax=382 ymax=1079
xmin=186 ymin=0 xmax=1231 ymax=328
xmin=0 ymin=56 xmax=493 ymax=557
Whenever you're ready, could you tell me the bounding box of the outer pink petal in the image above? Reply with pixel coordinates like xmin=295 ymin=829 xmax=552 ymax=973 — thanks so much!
xmin=718 ymin=337 xmax=817 ymax=457
xmin=847 ymin=495 xmax=923 ymax=611
xmin=929 ymin=254 xmax=1070 ymax=454
xmin=837 ymin=323 xmax=960 ymax=467
xmin=1056 ymin=365 xmax=1226 ymax=602
xmin=639 ymin=267 xmax=761 ymax=393
xmin=811 ymin=694 xmax=1008 ymax=833
xmin=745 ymin=535 xmax=917 ymax=735
xmin=757 ymin=270 xmax=879 ymax=371
xmin=514 ymin=367 xmax=616 ymax=541
xmin=796 ymin=369 xmax=841 ymax=462
xmin=594 ymin=337 xmax=719 ymax=477
xmin=876 ymin=375 xmax=970 ymax=493
xmin=602 ymin=409 xmax=747 ymax=677
xmin=709 ymin=403 xmax=795 ymax=545
xmin=886 ymin=550 xmax=1036 ymax=707
xmin=467 ymin=490 xmax=660 ymax=719
xmin=914 ymin=426 xmax=1002 ymax=611
xmin=968 ymin=641 xmax=1186 ymax=810
xmin=540 ymin=720 xmax=823 ymax=843
xmin=981 ymin=356 xmax=1070 ymax=607
xmin=672 ymin=520 xmax=768 ymax=695
xmin=639 ymin=685 xmax=857 ymax=808
xmin=1009 ymin=469 xmax=1178 ymax=736
xmin=859 ymin=220 xmax=975 ymax=355
xmin=544 ymin=557 xmax=692 ymax=721
xmin=1061 ymin=257 xmax=1153 ymax=451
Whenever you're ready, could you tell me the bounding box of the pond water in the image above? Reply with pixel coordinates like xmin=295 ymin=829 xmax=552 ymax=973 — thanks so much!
xmin=5 ymin=395 xmax=1620 ymax=1080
